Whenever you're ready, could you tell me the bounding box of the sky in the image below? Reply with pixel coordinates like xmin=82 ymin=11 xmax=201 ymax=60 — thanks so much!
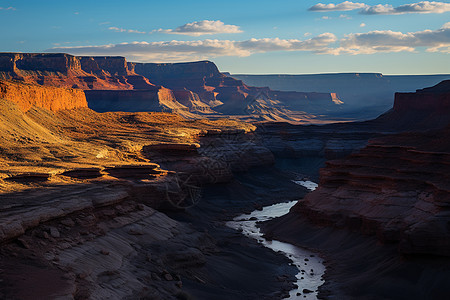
xmin=0 ymin=0 xmax=449 ymax=74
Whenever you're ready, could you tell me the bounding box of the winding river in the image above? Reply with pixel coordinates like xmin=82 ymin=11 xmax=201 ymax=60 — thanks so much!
xmin=226 ymin=180 xmax=324 ymax=299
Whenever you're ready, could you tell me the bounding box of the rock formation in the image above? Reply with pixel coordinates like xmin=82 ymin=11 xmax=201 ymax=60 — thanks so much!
xmin=132 ymin=60 xmax=341 ymax=118
xmin=232 ymin=73 xmax=450 ymax=119
xmin=0 ymin=79 xmax=87 ymax=112
xmin=0 ymin=78 xmax=290 ymax=298
xmin=285 ymin=80 xmax=450 ymax=256
xmin=0 ymin=53 xmax=343 ymax=122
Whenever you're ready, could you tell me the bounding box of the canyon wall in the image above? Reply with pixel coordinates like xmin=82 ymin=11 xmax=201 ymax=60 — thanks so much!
xmin=394 ymin=80 xmax=450 ymax=112
xmin=0 ymin=53 xmax=342 ymax=122
xmin=0 ymin=79 xmax=87 ymax=112
xmin=288 ymin=81 xmax=450 ymax=256
xmin=85 ymin=87 xmax=188 ymax=113
xmin=131 ymin=60 xmax=341 ymax=118
xmin=233 ymin=73 xmax=450 ymax=119
xmin=0 ymin=53 xmax=142 ymax=90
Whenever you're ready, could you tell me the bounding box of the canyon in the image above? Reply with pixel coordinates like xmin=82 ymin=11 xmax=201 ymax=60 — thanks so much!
xmin=263 ymin=80 xmax=450 ymax=299
xmin=0 ymin=53 xmax=342 ymax=123
xmin=0 ymin=53 xmax=449 ymax=299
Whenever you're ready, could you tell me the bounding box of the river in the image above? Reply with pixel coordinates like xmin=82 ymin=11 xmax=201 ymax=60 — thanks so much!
xmin=226 ymin=180 xmax=324 ymax=299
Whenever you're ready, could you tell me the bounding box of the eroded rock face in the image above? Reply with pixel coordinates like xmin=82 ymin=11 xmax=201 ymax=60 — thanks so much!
xmin=0 ymin=53 xmax=343 ymax=121
xmin=132 ymin=60 xmax=341 ymax=118
xmin=278 ymin=80 xmax=450 ymax=256
xmin=293 ymin=127 xmax=450 ymax=256
xmin=0 ymin=79 xmax=87 ymax=112
xmin=0 ymin=53 xmax=149 ymax=90
xmin=394 ymin=80 xmax=450 ymax=112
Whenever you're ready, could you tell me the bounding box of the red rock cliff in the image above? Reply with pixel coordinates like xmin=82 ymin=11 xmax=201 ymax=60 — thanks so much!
xmin=291 ymin=81 xmax=450 ymax=256
xmin=394 ymin=80 xmax=450 ymax=112
xmin=0 ymin=53 xmax=144 ymax=90
xmin=0 ymin=79 xmax=87 ymax=112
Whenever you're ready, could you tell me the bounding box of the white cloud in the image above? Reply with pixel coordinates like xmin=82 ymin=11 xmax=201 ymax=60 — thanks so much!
xmin=339 ymin=14 xmax=352 ymax=19
xmin=361 ymin=1 xmax=450 ymax=14
xmin=322 ymin=16 xmax=331 ymax=19
xmin=309 ymin=1 xmax=450 ymax=14
xmin=109 ymin=27 xmax=146 ymax=34
xmin=159 ymin=20 xmax=243 ymax=36
xmin=0 ymin=7 xmax=15 ymax=10
xmin=309 ymin=1 xmax=367 ymax=11
xmin=48 ymin=34 xmax=337 ymax=62
xmin=360 ymin=23 xmax=366 ymax=27
xmin=47 ymin=24 xmax=450 ymax=61
xmin=337 ymin=23 xmax=450 ymax=54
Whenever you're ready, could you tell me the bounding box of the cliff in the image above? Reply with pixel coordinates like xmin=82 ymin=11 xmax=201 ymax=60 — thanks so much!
xmin=131 ymin=60 xmax=221 ymax=90
xmin=132 ymin=60 xmax=340 ymax=119
xmin=0 ymin=53 xmax=342 ymax=123
xmin=0 ymin=79 xmax=87 ymax=112
xmin=85 ymin=87 xmax=191 ymax=115
xmin=232 ymin=73 xmax=450 ymax=119
xmin=0 ymin=53 xmax=148 ymax=90
xmin=285 ymin=81 xmax=450 ymax=256
xmin=375 ymin=80 xmax=450 ymax=130
xmin=394 ymin=80 xmax=450 ymax=112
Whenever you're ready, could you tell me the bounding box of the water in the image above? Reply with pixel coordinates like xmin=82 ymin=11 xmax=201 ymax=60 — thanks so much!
xmin=226 ymin=181 xmax=324 ymax=299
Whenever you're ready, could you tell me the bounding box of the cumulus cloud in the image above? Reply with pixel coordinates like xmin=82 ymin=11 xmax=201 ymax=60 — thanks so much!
xmin=109 ymin=27 xmax=146 ymax=34
xmin=360 ymin=23 xmax=366 ymax=27
xmin=47 ymin=24 xmax=450 ymax=61
xmin=309 ymin=1 xmax=367 ymax=11
xmin=361 ymin=1 xmax=450 ymax=14
xmin=159 ymin=20 xmax=243 ymax=36
xmin=309 ymin=1 xmax=450 ymax=14
xmin=337 ymin=23 xmax=450 ymax=54
xmin=48 ymin=34 xmax=337 ymax=62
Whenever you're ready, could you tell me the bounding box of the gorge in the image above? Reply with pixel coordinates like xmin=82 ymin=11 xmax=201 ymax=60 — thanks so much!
xmin=0 ymin=53 xmax=449 ymax=300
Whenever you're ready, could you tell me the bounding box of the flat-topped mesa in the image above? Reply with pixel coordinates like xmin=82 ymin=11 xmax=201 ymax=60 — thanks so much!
xmin=79 ymin=56 xmax=132 ymax=77
xmin=294 ymin=126 xmax=450 ymax=256
xmin=374 ymin=80 xmax=450 ymax=130
xmin=0 ymin=79 xmax=88 ymax=112
xmin=0 ymin=53 xmax=151 ymax=90
xmin=394 ymin=80 xmax=450 ymax=112
xmin=131 ymin=60 xmax=222 ymax=90
xmin=0 ymin=53 xmax=82 ymax=74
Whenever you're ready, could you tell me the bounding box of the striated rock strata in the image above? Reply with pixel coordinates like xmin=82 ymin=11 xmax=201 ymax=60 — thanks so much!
xmin=287 ymin=81 xmax=450 ymax=256
xmin=0 ymin=79 xmax=87 ymax=112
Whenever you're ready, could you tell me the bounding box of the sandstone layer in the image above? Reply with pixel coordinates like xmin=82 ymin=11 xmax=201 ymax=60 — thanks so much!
xmin=0 ymin=79 xmax=87 ymax=112
xmin=284 ymin=80 xmax=450 ymax=256
xmin=0 ymin=77 xmax=290 ymax=299
xmin=0 ymin=53 xmax=343 ymax=123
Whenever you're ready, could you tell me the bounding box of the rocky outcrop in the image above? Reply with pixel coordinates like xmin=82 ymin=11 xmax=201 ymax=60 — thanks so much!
xmin=375 ymin=80 xmax=450 ymax=130
xmin=132 ymin=60 xmax=341 ymax=119
xmin=0 ymin=53 xmax=149 ymax=90
xmin=0 ymin=53 xmax=343 ymax=121
xmin=232 ymin=73 xmax=450 ymax=119
xmin=394 ymin=80 xmax=450 ymax=112
xmin=0 ymin=79 xmax=87 ymax=112
xmin=172 ymin=90 xmax=215 ymax=113
xmin=84 ymin=87 xmax=189 ymax=114
xmin=294 ymin=128 xmax=450 ymax=256
xmin=286 ymin=82 xmax=450 ymax=256
xmin=131 ymin=60 xmax=221 ymax=91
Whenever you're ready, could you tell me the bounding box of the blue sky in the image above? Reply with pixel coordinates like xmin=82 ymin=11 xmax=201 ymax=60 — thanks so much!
xmin=1 ymin=0 xmax=449 ymax=74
